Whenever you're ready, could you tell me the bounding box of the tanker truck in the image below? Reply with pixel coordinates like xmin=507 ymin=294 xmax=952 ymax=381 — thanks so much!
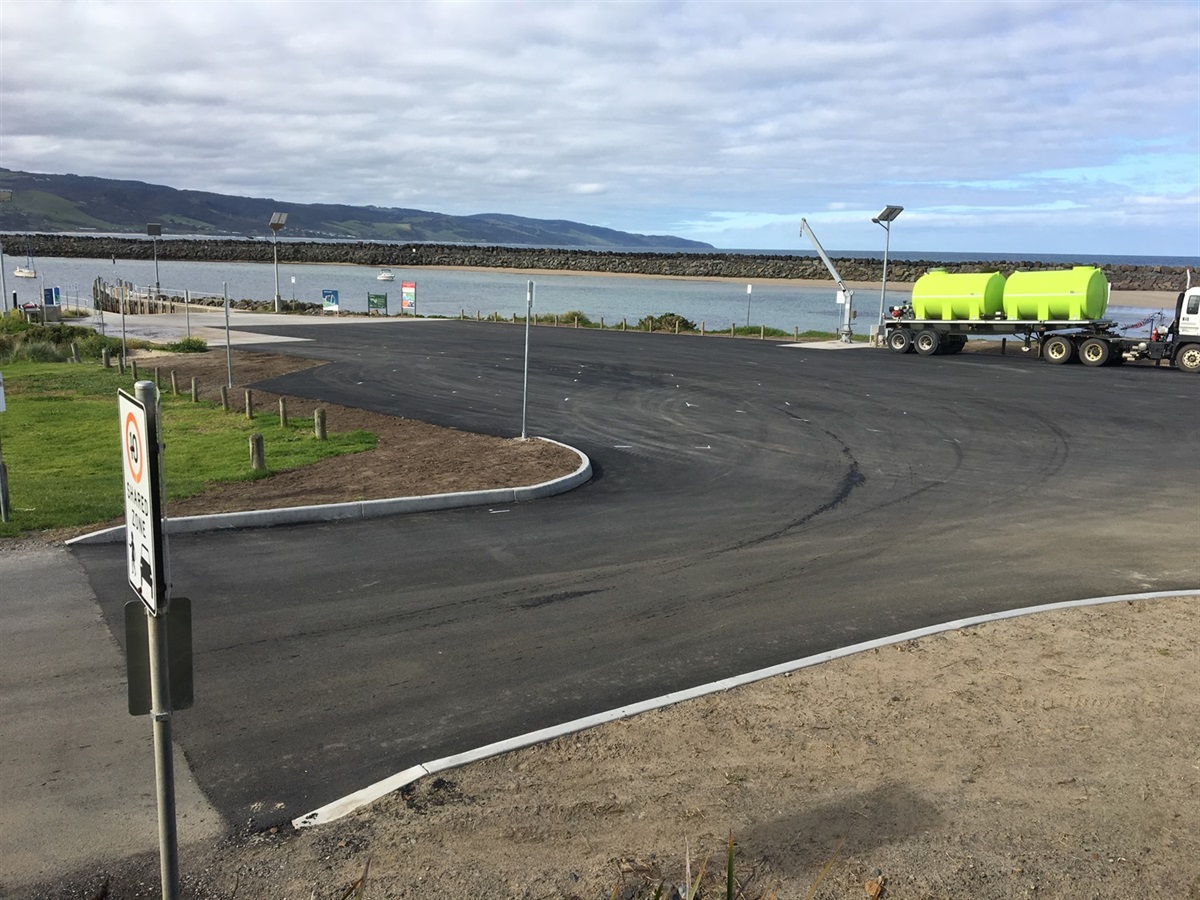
xmin=881 ymin=266 xmax=1200 ymax=373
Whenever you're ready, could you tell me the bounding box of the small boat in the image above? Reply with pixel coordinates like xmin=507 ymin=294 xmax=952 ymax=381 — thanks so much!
xmin=376 ymin=268 xmax=395 ymax=282
xmin=14 ymin=239 xmax=36 ymax=278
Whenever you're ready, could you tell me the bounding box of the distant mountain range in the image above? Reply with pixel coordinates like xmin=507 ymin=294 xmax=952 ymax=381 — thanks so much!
xmin=0 ymin=168 xmax=711 ymax=250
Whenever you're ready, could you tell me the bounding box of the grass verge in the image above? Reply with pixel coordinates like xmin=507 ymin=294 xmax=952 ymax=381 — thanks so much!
xmin=0 ymin=360 xmax=375 ymax=537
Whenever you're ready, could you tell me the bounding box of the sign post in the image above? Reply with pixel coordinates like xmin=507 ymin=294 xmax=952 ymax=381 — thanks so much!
xmin=521 ymin=280 xmax=533 ymax=440
xmin=119 ymin=381 xmax=180 ymax=900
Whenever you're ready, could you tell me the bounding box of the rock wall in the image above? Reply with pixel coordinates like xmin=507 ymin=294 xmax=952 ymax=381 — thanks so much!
xmin=8 ymin=234 xmax=1191 ymax=291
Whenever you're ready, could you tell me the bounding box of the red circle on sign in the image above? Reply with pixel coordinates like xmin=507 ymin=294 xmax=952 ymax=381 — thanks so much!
xmin=124 ymin=411 xmax=145 ymax=484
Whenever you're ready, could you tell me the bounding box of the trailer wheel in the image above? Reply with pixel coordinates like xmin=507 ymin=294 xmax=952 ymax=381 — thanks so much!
xmin=1043 ymin=335 xmax=1075 ymax=365
xmin=887 ymin=329 xmax=914 ymax=354
xmin=945 ymin=335 xmax=967 ymax=354
xmin=1177 ymin=343 xmax=1200 ymax=373
xmin=914 ymin=328 xmax=942 ymax=356
xmin=1078 ymin=337 xmax=1111 ymax=367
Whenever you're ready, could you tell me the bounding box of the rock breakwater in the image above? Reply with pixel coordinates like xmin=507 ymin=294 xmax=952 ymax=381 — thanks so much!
xmin=9 ymin=235 xmax=1190 ymax=292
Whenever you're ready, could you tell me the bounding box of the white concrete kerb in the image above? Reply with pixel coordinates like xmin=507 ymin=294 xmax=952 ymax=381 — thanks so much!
xmin=66 ymin=437 xmax=591 ymax=545
xmin=292 ymin=588 xmax=1199 ymax=829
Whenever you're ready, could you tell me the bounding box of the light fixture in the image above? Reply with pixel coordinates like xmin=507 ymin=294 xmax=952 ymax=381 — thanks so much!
xmin=872 ymin=206 xmax=903 ymax=329
xmin=269 ymin=213 xmax=288 ymax=312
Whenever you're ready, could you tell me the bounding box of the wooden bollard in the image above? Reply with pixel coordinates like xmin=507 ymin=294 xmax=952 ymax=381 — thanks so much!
xmin=244 ymin=389 xmax=253 ymax=420
xmin=1001 ymin=338 xmax=1008 ymax=355
xmin=71 ymin=342 xmax=80 ymax=363
xmin=700 ymin=321 xmax=705 ymax=335
xmin=794 ymin=326 xmax=799 ymax=341
xmin=278 ymin=397 xmax=288 ymax=428
xmin=191 ymin=377 xmax=198 ymax=403
xmin=730 ymin=323 xmax=735 ymax=337
xmin=101 ymin=347 xmax=111 ymax=368
xmin=249 ymin=434 xmax=265 ymax=470
xmin=675 ymin=321 xmax=679 ymax=334
xmin=760 ymin=325 xmax=765 ymax=340
xmin=621 ymin=318 xmax=626 ymax=331
xmin=170 ymin=371 xmax=178 ymax=396
xmin=220 ymin=384 xmax=229 ymax=411
xmin=155 ymin=368 xmax=161 ymax=388
xmin=574 ymin=316 xmax=578 ymax=328
xmin=314 ymin=408 xmax=327 ymax=441
xmin=131 ymin=360 xmax=139 ymax=381
xmin=117 ymin=353 xmax=125 ymax=374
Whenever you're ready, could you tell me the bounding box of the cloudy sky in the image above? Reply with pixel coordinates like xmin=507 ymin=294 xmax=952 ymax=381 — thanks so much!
xmin=2 ymin=0 xmax=1197 ymax=255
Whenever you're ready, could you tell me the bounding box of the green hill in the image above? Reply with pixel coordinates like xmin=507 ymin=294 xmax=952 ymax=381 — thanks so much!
xmin=0 ymin=168 xmax=711 ymax=250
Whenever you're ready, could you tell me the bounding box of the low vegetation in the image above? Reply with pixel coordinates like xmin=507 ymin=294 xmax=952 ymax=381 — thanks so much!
xmin=0 ymin=360 xmax=375 ymax=536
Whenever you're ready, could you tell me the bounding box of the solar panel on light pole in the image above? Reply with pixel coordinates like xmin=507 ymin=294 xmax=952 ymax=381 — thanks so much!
xmin=269 ymin=213 xmax=287 ymax=313
xmin=872 ymin=206 xmax=903 ymax=329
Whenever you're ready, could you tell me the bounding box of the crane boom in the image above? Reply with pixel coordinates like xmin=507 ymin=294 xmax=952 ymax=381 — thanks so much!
xmin=799 ymin=218 xmax=849 ymax=295
xmin=799 ymin=217 xmax=855 ymax=342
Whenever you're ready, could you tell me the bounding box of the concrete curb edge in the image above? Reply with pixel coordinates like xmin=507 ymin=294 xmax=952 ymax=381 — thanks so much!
xmin=292 ymin=588 xmax=1200 ymax=829
xmin=65 ymin=437 xmax=591 ymax=546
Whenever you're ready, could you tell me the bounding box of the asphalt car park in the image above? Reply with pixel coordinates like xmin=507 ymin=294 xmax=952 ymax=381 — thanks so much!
xmin=69 ymin=320 xmax=1200 ymax=828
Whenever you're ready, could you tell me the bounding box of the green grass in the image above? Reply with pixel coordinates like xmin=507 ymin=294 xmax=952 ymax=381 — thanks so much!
xmin=0 ymin=361 xmax=376 ymax=536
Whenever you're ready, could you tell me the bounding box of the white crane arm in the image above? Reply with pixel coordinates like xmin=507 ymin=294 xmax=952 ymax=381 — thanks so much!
xmin=799 ymin=218 xmax=849 ymax=295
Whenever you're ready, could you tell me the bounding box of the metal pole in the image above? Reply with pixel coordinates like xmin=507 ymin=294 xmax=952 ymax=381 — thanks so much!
xmin=0 ymin=435 xmax=11 ymax=524
xmin=0 ymin=240 xmax=8 ymax=313
xmin=877 ymin=222 xmax=892 ymax=327
xmin=224 ymin=283 xmax=233 ymax=388
xmin=120 ymin=283 xmax=128 ymax=363
xmin=521 ymin=280 xmax=533 ymax=440
xmin=134 ymin=380 xmax=180 ymax=900
xmin=184 ymin=290 xmax=191 ymax=338
xmin=745 ymin=284 xmax=752 ymax=327
xmin=272 ymin=231 xmax=281 ymax=313
xmin=153 ymin=239 xmax=160 ymax=300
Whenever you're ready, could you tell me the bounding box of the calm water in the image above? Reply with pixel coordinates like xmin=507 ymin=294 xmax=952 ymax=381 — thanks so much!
xmin=8 ymin=254 xmax=1182 ymax=337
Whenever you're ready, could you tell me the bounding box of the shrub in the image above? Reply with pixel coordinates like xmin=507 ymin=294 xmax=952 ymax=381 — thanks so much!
xmin=166 ymin=336 xmax=209 ymax=353
xmin=558 ymin=310 xmax=594 ymax=326
xmin=6 ymin=340 xmax=69 ymax=363
xmin=638 ymin=312 xmax=697 ymax=333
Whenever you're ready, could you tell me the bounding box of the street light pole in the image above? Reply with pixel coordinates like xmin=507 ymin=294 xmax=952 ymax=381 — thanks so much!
xmin=147 ymin=223 xmax=161 ymax=303
xmin=872 ymin=205 xmax=903 ymax=328
xmin=269 ymin=213 xmax=287 ymax=313
xmin=0 ymin=190 xmax=11 ymax=312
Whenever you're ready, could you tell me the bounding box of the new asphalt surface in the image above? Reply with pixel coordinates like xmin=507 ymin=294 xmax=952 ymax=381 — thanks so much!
xmin=68 ymin=319 xmax=1199 ymax=833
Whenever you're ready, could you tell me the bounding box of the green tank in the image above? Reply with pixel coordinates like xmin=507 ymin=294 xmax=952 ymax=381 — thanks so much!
xmin=1003 ymin=266 xmax=1109 ymax=321
xmin=911 ymin=269 xmax=1006 ymax=320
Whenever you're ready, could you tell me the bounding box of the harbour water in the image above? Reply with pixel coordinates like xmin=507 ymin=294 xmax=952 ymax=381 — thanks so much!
xmin=8 ymin=254 xmax=1182 ymax=337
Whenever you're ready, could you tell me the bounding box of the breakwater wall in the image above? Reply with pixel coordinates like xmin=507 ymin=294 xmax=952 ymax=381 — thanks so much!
xmin=7 ymin=235 xmax=1190 ymax=291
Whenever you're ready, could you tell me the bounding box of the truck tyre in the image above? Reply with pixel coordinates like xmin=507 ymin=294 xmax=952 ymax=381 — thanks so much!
xmin=887 ymin=329 xmax=913 ymax=354
xmin=946 ymin=335 xmax=967 ymax=354
xmin=1177 ymin=343 xmax=1200 ymax=373
xmin=1079 ymin=337 xmax=1111 ymax=367
xmin=914 ymin=328 xmax=942 ymax=356
xmin=1043 ymin=335 xmax=1075 ymax=365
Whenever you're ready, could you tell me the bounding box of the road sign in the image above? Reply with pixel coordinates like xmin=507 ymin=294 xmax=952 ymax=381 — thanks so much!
xmin=120 ymin=386 xmax=166 ymax=614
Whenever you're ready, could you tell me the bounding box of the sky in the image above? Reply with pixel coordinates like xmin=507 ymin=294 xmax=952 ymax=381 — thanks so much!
xmin=1 ymin=0 xmax=1198 ymax=256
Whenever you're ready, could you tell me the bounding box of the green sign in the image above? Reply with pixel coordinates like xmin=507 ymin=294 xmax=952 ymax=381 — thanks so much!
xmin=367 ymin=292 xmax=387 ymax=312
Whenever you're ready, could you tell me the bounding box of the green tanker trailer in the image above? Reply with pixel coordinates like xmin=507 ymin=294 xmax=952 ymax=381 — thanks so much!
xmin=882 ymin=267 xmax=1200 ymax=373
